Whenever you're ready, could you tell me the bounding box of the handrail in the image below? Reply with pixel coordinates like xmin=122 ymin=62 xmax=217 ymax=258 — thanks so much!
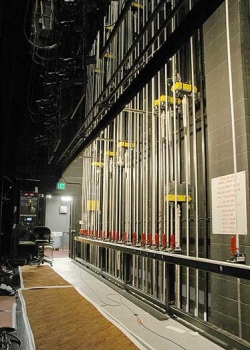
xmin=75 ymin=236 xmax=250 ymax=280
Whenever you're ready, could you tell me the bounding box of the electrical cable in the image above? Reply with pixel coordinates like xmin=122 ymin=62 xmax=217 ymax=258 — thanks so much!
xmin=26 ymin=59 xmax=43 ymax=123
xmin=33 ymin=50 xmax=58 ymax=62
xmin=23 ymin=0 xmax=60 ymax=50
xmin=138 ymin=322 xmax=186 ymax=350
xmin=75 ymin=266 xmax=187 ymax=350
xmin=106 ymin=294 xmax=187 ymax=350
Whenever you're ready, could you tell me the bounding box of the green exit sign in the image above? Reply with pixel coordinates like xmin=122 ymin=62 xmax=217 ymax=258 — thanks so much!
xmin=56 ymin=182 xmax=66 ymax=190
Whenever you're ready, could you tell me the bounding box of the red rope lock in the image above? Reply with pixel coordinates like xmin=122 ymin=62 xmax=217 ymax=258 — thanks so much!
xmin=155 ymin=234 xmax=159 ymax=247
xmin=147 ymin=233 xmax=152 ymax=246
xmin=115 ymin=231 xmax=119 ymax=241
xmin=141 ymin=233 xmax=146 ymax=245
xmin=170 ymin=234 xmax=175 ymax=250
xmin=132 ymin=232 xmax=137 ymax=244
xmin=230 ymin=236 xmax=236 ymax=256
xmin=162 ymin=234 xmax=166 ymax=247
xmin=123 ymin=232 xmax=127 ymax=242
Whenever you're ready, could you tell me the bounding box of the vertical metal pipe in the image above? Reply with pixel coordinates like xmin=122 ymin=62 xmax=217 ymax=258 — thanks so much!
xmin=198 ymin=25 xmax=209 ymax=321
xmin=112 ymin=119 xmax=117 ymax=235
xmin=189 ymin=19 xmax=199 ymax=317
xmin=103 ymin=127 xmax=109 ymax=238
xmin=225 ymin=0 xmax=242 ymax=337
xmin=151 ymin=1 xmax=157 ymax=240
xmin=114 ymin=118 xmax=119 ymax=238
xmin=117 ymin=114 xmax=123 ymax=238
xmin=136 ymin=96 xmax=140 ymax=236
xmin=171 ymin=0 xmax=181 ymax=309
xmin=182 ymin=93 xmax=191 ymax=313
xmin=165 ymin=106 xmax=170 ymax=245
xmin=108 ymin=127 xmax=114 ymax=236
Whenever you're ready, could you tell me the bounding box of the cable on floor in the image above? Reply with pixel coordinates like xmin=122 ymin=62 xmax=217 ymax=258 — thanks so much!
xmin=77 ymin=267 xmax=187 ymax=350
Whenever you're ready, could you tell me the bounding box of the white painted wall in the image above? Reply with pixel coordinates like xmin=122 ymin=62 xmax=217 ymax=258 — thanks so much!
xmin=45 ymin=195 xmax=70 ymax=248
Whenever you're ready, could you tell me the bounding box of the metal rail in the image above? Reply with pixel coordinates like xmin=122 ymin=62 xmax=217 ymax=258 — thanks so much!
xmin=75 ymin=237 xmax=250 ymax=280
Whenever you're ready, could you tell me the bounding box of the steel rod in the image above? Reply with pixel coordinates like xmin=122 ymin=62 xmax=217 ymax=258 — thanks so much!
xmin=75 ymin=237 xmax=250 ymax=280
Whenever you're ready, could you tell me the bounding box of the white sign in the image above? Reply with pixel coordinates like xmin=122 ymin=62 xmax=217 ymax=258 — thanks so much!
xmin=211 ymin=171 xmax=247 ymax=235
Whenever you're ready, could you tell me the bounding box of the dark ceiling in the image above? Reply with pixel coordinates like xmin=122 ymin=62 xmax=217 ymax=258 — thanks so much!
xmin=0 ymin=0 xmax=107 ymax=193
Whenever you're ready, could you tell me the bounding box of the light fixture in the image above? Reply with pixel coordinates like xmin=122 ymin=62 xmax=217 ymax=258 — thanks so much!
xmin=61 ymin=196 xmax=72 ymax=202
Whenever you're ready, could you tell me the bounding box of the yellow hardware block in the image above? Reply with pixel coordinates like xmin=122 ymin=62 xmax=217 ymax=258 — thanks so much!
xmin=91 ymin=162 xmax=104 ymax=167
xmin=104 ymin=53 xmax=114 ymax=59
xmin=131 ymin=2 xmax=144 ymax=9
xmin=118 ymin=141 xmax=135 ymax=148
xmin=105 ymin=151 xmax=116 ymax=156
xmin=94 ymin=68 xmax=102 ymax=73
xmin=165 ymin=194 xmax=192 ymax=202
xmin=161 ymin=95 xmax=181 ymax=105
xmin=87 ymin=200 xmax=100 ymax=211
xmin=154 ymin=99 xmax=159 ymax=106
xmin=154 ymin=95 xmax=181 ymax=107
xmin=105 ymin=25 xmax=114 ymax=31
xmin=171 ymin=82 xmax=197 ymax=94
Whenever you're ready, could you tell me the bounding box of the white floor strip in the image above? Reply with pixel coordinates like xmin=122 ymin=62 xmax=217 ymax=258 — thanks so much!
xmin=18 ymin=290 xmax=36 ymax=350
xmin=75 ymin=286 xmax=154 ymax=350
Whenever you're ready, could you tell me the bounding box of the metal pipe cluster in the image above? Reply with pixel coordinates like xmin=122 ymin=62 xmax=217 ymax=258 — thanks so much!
xmin=77 ymin=0 xmax=213 ymax=320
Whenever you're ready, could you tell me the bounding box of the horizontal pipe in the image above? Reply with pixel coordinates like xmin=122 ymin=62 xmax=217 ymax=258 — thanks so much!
xmin=75 ymin=237 xmax=250 ymax=280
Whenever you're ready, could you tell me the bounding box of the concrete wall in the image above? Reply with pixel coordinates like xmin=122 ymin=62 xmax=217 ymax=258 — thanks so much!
xmin=204 ymin=0 xmax=250 ymax=340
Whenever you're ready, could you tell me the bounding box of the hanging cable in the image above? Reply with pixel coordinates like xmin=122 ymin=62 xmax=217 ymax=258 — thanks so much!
xmin=23 ymin=0 xmax=60 ymax=51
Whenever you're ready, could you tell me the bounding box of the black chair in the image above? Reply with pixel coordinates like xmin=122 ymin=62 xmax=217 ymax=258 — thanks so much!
xmin=31 ymin=226 xmax=53 ymax=266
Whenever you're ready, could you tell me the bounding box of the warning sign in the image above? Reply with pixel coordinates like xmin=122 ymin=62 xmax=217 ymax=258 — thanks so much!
xmin=211 ymin=171 xmax=247 ymax=235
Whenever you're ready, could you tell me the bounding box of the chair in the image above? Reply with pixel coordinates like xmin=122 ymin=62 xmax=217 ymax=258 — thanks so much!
xmin=31 ymin=226 xmax=53 ymax=266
